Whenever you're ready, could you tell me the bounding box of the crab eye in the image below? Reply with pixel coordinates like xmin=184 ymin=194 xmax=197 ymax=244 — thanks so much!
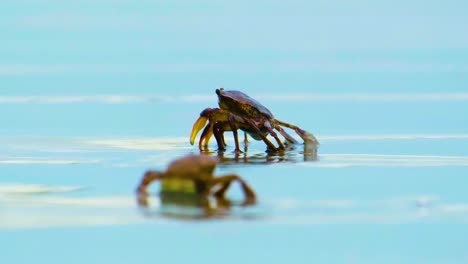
xmin=215 ymin=88 xmax=224 ymax=95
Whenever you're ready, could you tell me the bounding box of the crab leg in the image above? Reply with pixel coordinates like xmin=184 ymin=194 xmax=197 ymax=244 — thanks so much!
xmin=212 ymin=122 xmax=228 ymax=151
xmin=271 ymin=133 xmax=285 ymax=150
xmin=262 ymin=121 xmax=286 ymax=150
xmin=227 ymin=114 xmax=242 ymax=153
xmin=197 ymin=120 xmax=229 ymax=151
xmin=274 ymin=126 xmax=298 ymax=144
xmin=209 ymin=174 xmax=256 ymax=204
xmin=243 ymin=132 xmax=249 ymax=151
xmin=136 ymin=170 xmax=162 ymax=194
xmin=274 ymin=119 xmax=319 ymax=144
xmin=190 ymin=111 xmax=224 ymax=151
xmin=241 ymin=118 xmax=279 ymax=152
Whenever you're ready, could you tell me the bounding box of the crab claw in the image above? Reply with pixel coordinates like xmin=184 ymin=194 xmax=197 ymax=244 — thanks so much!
xmin=190 ymin=116 xmax=209 ymax=145
xmin=199 ymin=123 xmax=214 ymax=149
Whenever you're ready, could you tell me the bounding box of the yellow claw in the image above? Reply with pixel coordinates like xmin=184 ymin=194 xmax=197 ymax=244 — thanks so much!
xmin=201 ymin=128 xmax=213 ymax=149
xmin=190 ymin=116 xmax=208 ymax=145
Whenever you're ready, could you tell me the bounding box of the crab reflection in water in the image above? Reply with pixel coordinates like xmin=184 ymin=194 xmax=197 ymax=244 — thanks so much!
xmin=203 ymin=141 xmax=319 ymax=165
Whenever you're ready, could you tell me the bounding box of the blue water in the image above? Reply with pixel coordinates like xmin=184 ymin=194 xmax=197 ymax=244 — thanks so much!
xmin=2 ymin=93 xmax=468 ymax=264
xmin=2 ymin=1 xmax=468 ymax=263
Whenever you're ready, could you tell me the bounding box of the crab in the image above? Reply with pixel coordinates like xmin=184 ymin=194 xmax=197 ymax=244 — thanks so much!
xmin=136 ymin=154 xmax=257 ymax=208
xmin=190 ymin=107 xmax=280 ymax=152
xmin=190 ymin=88 xmax=318 ymax=152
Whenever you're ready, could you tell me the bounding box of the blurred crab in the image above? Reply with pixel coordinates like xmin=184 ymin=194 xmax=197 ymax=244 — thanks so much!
xmin=136 ymin=154 xmax=257 ymax=209
xmin=190 ymin=88 xmax=318 ymax=152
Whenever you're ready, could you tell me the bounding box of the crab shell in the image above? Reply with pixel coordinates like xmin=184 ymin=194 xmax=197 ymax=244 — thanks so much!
xmin=160 ymin=155 xmax=218 ymax=193
xmin=164 ymin=154 xmax=218 ymax=180
xmin=216 ymin=88 xmax=274 ymax=120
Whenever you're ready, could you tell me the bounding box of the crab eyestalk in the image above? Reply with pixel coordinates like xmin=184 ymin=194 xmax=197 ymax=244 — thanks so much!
xmin=190 ymin=116 xmax=209 ymax=145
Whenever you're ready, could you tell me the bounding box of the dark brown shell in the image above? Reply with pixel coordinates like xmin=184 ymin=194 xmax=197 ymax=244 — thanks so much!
xmin=216 ymin=88 xmax=274 ymax=119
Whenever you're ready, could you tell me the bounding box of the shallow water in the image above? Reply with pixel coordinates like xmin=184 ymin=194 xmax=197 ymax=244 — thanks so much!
xmin=1 ymin=90 xmax=468 ymax=264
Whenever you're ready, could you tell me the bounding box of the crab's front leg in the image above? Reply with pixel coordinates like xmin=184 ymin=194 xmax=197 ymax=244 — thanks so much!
xmin=136 ymin=171 xmax=163 ymax=207
xmin=136 ymin=171 xmax=162 ymax=194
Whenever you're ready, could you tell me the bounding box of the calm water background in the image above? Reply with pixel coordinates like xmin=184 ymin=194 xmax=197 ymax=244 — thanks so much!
xmin=2 ymin=1 xmax=468 ymax=263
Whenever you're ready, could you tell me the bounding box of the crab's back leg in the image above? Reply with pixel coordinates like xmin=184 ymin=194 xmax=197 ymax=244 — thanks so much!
xmin=241 ymin=118 xmax=279 ymax=152
xmin=262 ymin=121 xmax=286 ymax=150
xmin=209 ymin=174 xmax=256 ymax=204
xmin=274 ymin=119 xmax=319 ymax=144
xmin=273 ymin=125 xmax=298 ymax=144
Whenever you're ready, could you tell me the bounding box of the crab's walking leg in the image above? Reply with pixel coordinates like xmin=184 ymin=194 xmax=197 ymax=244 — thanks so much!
xmin=213 ymin=123 xmax=227 ymax=151
xmin=210 ymin=174 xmax=256 ymax=204
xmin=241 ymin=118 xmax=279 ymax=152
xmin=262 ymin=121 xmax=286 ymax=150
xmin=275 ymin=119 xmax=319 ymax=144
xmin=274 ymin=126 xmax=298 ymax=144
xmin=243 ymin=132 xmax=249 ymax=151
xmin=268 ymin=131 xmax=284 ymax=150
xmin=227 ymin=114 xmax=242 ymax=153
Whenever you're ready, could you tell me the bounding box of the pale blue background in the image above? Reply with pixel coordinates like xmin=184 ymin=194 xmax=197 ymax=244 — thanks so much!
xmin=1 ymin=0 xmax=468 ymax=96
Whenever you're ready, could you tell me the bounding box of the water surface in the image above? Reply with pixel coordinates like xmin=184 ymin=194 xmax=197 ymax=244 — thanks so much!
xmin=1 ymin=91 xmax=468 ymax=264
